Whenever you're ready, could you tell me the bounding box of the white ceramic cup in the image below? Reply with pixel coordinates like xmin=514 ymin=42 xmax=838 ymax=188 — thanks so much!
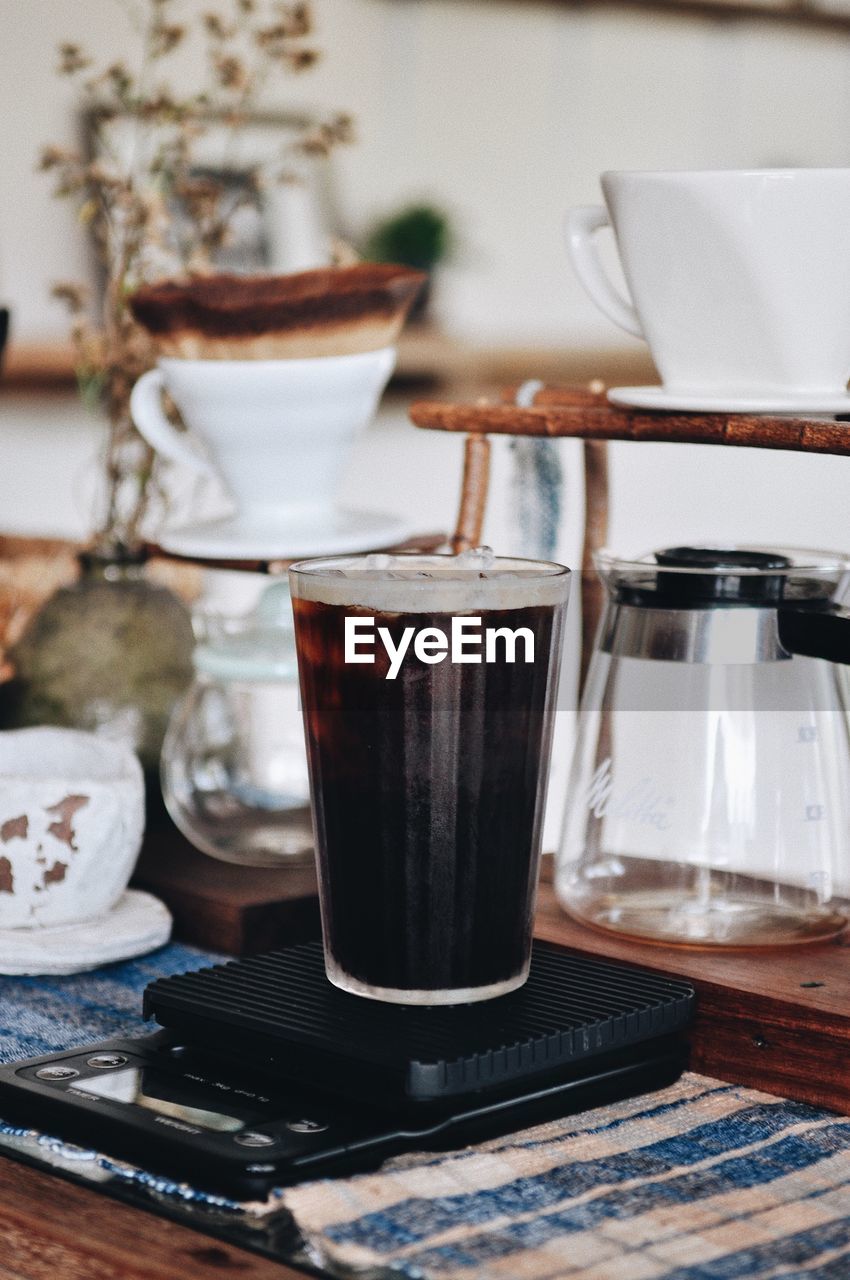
xmin=0 ymin=728 xmax=145 ymax=929
xmin=130 ymin=347 xmax=397 ymax=531
xmin=566 ymin=169 xmax=850 ymax=398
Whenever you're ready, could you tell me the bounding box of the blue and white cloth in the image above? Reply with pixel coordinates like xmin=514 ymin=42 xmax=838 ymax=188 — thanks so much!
xmin=2 ymin=948 xmax=850 ymax=1279
xmin=291 ymin=1076 xmax=850 ymax=1280
xmin=0 ymin=944 xmax=213 ymax=1064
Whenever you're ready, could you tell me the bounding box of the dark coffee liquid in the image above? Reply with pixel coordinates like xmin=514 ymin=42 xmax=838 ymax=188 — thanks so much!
xmin=293 ymin=599 xmax=564 ymax=995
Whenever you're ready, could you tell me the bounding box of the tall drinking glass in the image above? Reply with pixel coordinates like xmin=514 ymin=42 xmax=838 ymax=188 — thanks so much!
xmin=290 ymin=551 xmax=570 ymax=1005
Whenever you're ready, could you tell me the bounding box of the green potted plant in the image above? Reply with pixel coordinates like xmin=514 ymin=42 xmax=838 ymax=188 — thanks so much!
xmin=363 ymin=203 xmax=451 ymax=322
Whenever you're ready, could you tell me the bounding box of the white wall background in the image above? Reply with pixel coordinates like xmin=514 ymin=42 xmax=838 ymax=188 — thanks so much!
xmin=3 ymin=0 xmax=850 ymax=847
xmin=2 ymin=0 xmax=850 ymax=600
xmin=3 ymin=0 xmax=850 ymax=346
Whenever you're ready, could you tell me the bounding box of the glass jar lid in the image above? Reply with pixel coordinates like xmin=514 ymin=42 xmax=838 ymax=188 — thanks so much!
xmin=193 ymin=580 xmax=298 ymax=683
xmin=597 ymin=545 xmax=850 ymax=609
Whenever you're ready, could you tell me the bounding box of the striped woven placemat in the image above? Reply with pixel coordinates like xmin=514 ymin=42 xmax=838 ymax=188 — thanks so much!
xmin=284 ymin=1074 xmax=850 ymax=1280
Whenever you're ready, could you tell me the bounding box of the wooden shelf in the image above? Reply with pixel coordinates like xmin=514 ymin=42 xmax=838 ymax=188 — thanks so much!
xmin=531 ymin=0 xmax=850 ymax=34
xmin=393 ymin=327 xmax=657 ymax=394
xmin=0 ymin=341 xmax=77 ymax=391
xmin=0 ymin=333 xmax=658 ymax=397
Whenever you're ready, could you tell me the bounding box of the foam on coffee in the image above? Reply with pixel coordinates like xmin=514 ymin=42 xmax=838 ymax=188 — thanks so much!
xmin=289 ymin=550 xmax=570 ymax=614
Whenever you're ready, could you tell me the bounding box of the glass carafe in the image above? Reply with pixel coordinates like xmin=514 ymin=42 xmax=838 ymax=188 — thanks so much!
xmin=162 ymin=580 xmax=313 ymax=867
xmin=557 ymin=546 xmax=850 ymax=947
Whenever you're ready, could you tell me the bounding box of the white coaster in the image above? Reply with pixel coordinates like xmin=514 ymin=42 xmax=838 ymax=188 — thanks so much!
xmin=158 ymin=508 xmax=420 ymax=561
xmin=608 ymin=385 xmax=850 ymax=415
xmin=0 ymin=890 xmax=172 ymax=976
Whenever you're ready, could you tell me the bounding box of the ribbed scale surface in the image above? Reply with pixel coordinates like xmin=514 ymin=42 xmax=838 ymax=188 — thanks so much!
xmin=145 ymin=941 xmax=693 ymax=1101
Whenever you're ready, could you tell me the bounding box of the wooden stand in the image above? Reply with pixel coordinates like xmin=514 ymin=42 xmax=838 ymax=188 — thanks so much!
xmin=137 ymin=386 xmax=850 ymax=1108
xmin=412 ymin=384 xmax=850 ymax=1114
xmin=126 ymin=390 xmax=850 ymax=1111
xmin=411 ymin=383 xmax=850 ymax=677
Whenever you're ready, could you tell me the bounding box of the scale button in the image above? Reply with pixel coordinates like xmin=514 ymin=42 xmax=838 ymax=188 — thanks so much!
xmin=87 ymin=1054 xmax=128 ymax=1069
xmin=286 ymin=1118 xmax=329 ymax=1135
xmin=234 ymin=1131 xmax=277 ymax=1148
xmin=36 ymin=1066 xmax=79 ymax=1081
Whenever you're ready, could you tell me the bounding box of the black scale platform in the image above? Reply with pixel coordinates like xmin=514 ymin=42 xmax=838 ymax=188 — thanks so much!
xmin=144 ymin=939 xmax=695 ymax=1106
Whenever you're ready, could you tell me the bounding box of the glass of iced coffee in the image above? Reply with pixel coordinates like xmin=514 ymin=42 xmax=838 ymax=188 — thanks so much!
xmin=289 ymin=549 xmax=570 ymax=1005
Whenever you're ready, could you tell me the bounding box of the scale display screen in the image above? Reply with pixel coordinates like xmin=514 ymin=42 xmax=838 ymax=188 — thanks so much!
xmin=73 ymin=1068 xmax=256 ymax=1133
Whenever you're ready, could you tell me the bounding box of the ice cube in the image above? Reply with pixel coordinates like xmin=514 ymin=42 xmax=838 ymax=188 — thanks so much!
xmin=455 ymin=545 xmax=495 ymax=569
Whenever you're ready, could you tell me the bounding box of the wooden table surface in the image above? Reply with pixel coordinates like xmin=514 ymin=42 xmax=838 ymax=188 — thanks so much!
xmin=0 ymin=1159 xmax=308 ymax=1280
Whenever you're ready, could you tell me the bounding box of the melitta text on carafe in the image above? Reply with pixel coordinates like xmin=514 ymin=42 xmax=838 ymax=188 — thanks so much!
xmin=344 ymin=616 xmax=536 ymax=680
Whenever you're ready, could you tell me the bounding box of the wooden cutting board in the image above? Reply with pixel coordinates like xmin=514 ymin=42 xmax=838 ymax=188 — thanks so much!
xmin=534 ymin=875 xmax=850 ymax=1115
xmin=131 ymin=820 xmax=319 ymax=956
xmin=134 ymin=832 xmax=850 ymax=1114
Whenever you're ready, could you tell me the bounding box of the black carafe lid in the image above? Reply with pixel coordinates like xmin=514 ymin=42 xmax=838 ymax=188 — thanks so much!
xmin=614 ymin=546 xmax=794 ymax=608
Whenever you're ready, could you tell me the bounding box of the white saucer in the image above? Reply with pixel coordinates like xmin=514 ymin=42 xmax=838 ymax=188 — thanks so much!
xmin=608 ymin=386 xmax=850 ymax=415
xmin=0 ymin=890 xmax=172 ymax=975
xmin=158 ymin=508 xmax=420 ymax=562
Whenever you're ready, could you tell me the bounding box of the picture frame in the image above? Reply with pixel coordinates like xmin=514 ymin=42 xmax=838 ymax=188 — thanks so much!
xmin=80 ymin=105 xmax=343 ymax=306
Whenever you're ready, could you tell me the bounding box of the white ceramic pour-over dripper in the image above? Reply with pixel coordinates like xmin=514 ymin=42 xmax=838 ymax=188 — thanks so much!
xmin=130 ymin=347 xmax=400 ymax=558
xmin=566 ymin=169 xmax=850 ymax=410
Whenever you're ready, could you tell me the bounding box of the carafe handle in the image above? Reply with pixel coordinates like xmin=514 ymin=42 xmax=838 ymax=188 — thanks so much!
xmin=777 ymin=602 xmax=850 ymax=665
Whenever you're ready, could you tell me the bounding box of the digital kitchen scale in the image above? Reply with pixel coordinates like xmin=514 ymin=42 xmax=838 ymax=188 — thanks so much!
xmin=0 ymin=941 xmax=694 ymax=1199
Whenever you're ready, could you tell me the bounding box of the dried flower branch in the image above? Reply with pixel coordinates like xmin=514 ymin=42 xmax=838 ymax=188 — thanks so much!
xmin=58 ymin=43 xmax=92 ymax=75
xmin=43 ymin=0 xmax=351 ymax=556
xmin=150 ymin=22 xmax=185 ymax=57
xmin=298 ymin=113 xmax=355 ymax=158
xmin=204 ymin=13 xmax=234 ymax=40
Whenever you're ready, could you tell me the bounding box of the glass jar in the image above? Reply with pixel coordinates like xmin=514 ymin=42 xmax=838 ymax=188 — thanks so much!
xmin=557 ymin=545 xmax=850 ymax=947
xmin=162 ymin=580 xmax=313 ymax=866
